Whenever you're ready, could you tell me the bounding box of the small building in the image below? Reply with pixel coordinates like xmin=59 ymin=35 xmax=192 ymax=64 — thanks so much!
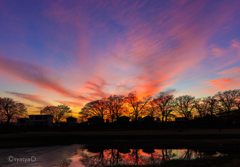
xmin=88 ymin=116 xmax=104 ymax=124
xmin=143 ymin=116 xmax=155 ymax=122
xmin=138 ymin=117 xmax=143 ymax=122
xmin=29 ymin=115 xmax=53 ymax=127
xmin=55 ymin=122 xmax=67 ymax=127
xmin=66 ymin=117 xmax=77 ymax=126
xmin=216 ymin=110 xmax=240 ymax=123
xmin=156 ymin=117 xmax=161 ymax=123
xmin=17 ymin=118 xmax=29 ymax=126
xmin=175 ymin=117 xmax=188 ymax=122
xmin=117 ymin=116 xmax=130 ymax=122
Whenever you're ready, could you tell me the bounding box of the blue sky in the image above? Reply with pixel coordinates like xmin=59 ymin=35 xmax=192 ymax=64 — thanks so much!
xmin=0 ymin=0 xmax=240 ymax=115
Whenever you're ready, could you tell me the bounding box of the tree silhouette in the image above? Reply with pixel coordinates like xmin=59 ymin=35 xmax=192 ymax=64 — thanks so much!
xmin=215 ymin=89 xmax=240 ymax=112
xmin=80 ymin=98 xmax=107 ymax=120
xmin=0 ymin=97 xmax=27 ymax=125
xmin=40 ymin=105 xmax=71 ymax=124
xmin=153 ymin=92 xmax=174 ymax=122
xmin=204 ymin=96 xmax=218 ymax=115
xmin=235 ymin=99 xmax=240 ymax=110
xmin=174 ymin=95 xmax=195 ymax=119
xmin=78 ymin=111 xmax=88 ymax=123
xmin=106 ymin=95 xmax=125 ymax=122
xmin=126 ymin=92 xmax=151 ymax=122
xmin=194 ymin=98 xmax=208 ymax=117
xmin=145 ymin=99 xmax=157 ymax=117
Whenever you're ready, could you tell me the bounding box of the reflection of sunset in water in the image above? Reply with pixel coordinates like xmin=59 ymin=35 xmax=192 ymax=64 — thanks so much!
xmin=61 ymin=148 xmax=227 ymax=167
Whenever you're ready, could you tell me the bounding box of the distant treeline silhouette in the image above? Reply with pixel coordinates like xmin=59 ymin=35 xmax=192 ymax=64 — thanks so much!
xmin=78 ymin=89 xmax=240 ymax=123
xmin=0 ymin=89 xmax=240 ymax=125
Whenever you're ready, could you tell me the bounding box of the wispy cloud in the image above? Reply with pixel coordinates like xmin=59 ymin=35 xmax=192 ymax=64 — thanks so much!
xmin=207 ymin=40 xmax=240 ymax=71
xmin=0 ymin=56 xmax=90 ymax=100
xmin=1 ymin=0 xmax=240 ymax=112
xmin=55 ymin=101 xmax=83 ymax=108
xmin=205 ymin=67 xmax=240 ymax=93
xmin=6 ymin=91 xmax=51 ymax=106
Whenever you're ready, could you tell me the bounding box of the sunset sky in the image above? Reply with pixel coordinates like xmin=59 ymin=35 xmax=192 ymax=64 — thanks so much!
xmin=0 ymin=0 xmax=240 ymax=116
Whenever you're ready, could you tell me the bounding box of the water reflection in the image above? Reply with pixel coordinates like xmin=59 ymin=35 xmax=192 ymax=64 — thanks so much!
xmin=60 ymin=148 xmax=227 ymax=167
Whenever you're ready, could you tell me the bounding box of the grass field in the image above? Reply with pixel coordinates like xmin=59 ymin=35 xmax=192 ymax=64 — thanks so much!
xmin=0 ymin=129 xmax=240 ymax=148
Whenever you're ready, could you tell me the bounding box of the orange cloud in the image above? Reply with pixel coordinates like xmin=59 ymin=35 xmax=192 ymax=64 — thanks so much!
xmin=38 ymin=0 xmax=240 ymax=100
xmin=1 ymin=0 xmax=240 ymax=107
xmin=205 ymin=67 xmax=240 ymax=93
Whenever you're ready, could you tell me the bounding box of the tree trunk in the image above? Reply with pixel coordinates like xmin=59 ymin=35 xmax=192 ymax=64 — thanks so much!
xmin=162 ymin=111 xmax=165 ymax=122
xmin=7 ymin=116 xmax=11 ymax=125
xmin=135 ymin=112 xmax=138 ymax=122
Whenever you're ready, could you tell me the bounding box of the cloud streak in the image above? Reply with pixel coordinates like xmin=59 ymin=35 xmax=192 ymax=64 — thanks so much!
xmin=0 ymin=56 xmax=91 ymax=101
xmin=0 ymin=0 xmax=240 ymax=114
xmin=55 ymin=101 xmax=83 ymax=108
xmin=6 ymin=91 xmax=51 ymax=106
xmin=205 ymin=67 xmax=240 ymax=93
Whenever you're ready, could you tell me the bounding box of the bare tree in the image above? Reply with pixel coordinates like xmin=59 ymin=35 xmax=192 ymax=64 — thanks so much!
xmin=236 ymin=99 xmax=240 ymax=110
xmin=126 ymin=92 xmax=151 ymax=122
xmin=234 ymin=90 xmax=240 ymax=110
xmin=215 ymin=89 xmax=240 ymax=112
xmin=0 ymin=97 xmax=27 ymax=125
xmin=174 ymin=95 xmax=195 ymax=119
xmin=194 ymin=98 xmax=208 ymax=117
xmin=205 ymin=96 xmax=218 ymax=115
xmin=79 ymin=98 xmax=107 ymax=120
xmin=145 ymin=99 xmax=157 ymax=117
xmin=41 ymin=105 xmax=71 ymax=124
xmin=106 ymin=95 xmax=125 ymax=122
xmin=153 ymin=92 xmax=174 ymax=122
xmin=78 ymin=111 xmax=88 ymax=123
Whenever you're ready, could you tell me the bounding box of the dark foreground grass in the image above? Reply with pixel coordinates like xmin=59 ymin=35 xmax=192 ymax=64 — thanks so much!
xmin=1 ymin=129 xmax=240 ymax=148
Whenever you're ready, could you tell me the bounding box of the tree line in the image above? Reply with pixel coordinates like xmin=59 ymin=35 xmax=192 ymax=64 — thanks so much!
xmin=0 ymin=97 xmax=71 ymax=125
xmin=79 ymin=89 xmax=240 ymax=123
xmin=0 ymin=89 xmax=240 ymax=125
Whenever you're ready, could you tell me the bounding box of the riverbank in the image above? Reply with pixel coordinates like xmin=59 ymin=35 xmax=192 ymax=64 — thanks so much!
xmin=1 ymin=129 xmax=240 ymax=148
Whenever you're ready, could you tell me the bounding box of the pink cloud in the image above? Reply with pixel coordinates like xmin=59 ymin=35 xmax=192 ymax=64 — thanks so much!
xmin=37 ymin=0 xmax=240 ymax=99
xmin=5 ymin=91 xmax=51 ymax=106
xmin=208 ymin=40 xmax=240 ymax=71
xmin=219 ymin=67 xmax=240 ymax=75
xmin=1 ymin=0 xmax=240 ymax=103
xmin=0 ymin=56 xmax=115 ymax=102
xmin=205 ymin=67 xmax=240 ymax=93
xmin=0 ymin=56 xmax=90 ymax=101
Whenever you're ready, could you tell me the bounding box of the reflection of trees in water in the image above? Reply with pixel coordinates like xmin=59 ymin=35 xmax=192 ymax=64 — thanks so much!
xmin=78 ymin=148 xmax=224 ymax=167
xmin=179 ymin=149 xmax=220 ymax=160
xmin=179 ymin=149 xmax=194 ymax=160
xmin=79 ymin=149 xmax=158 ymax=166
xmin=160 ymin=149 xmax=176 ymax=161
xmin=79 ymin=149 xmax=105 ymax=167
xmin=126 ymin=149 xmax=155 ymax=165
xmin=194 ymin=149 xmax=221 ymax=159
xmin=59 ymin=158 xmax=72 ymax=167
xmin=79 ymin=149 xmax=126 ymax=167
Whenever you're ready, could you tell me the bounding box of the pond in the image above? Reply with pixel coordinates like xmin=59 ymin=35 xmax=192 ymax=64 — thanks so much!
xmin=0 ymin=144 xmax=229 ymax=167
xmin=56 ymin=147 xmax=228 ymax=167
